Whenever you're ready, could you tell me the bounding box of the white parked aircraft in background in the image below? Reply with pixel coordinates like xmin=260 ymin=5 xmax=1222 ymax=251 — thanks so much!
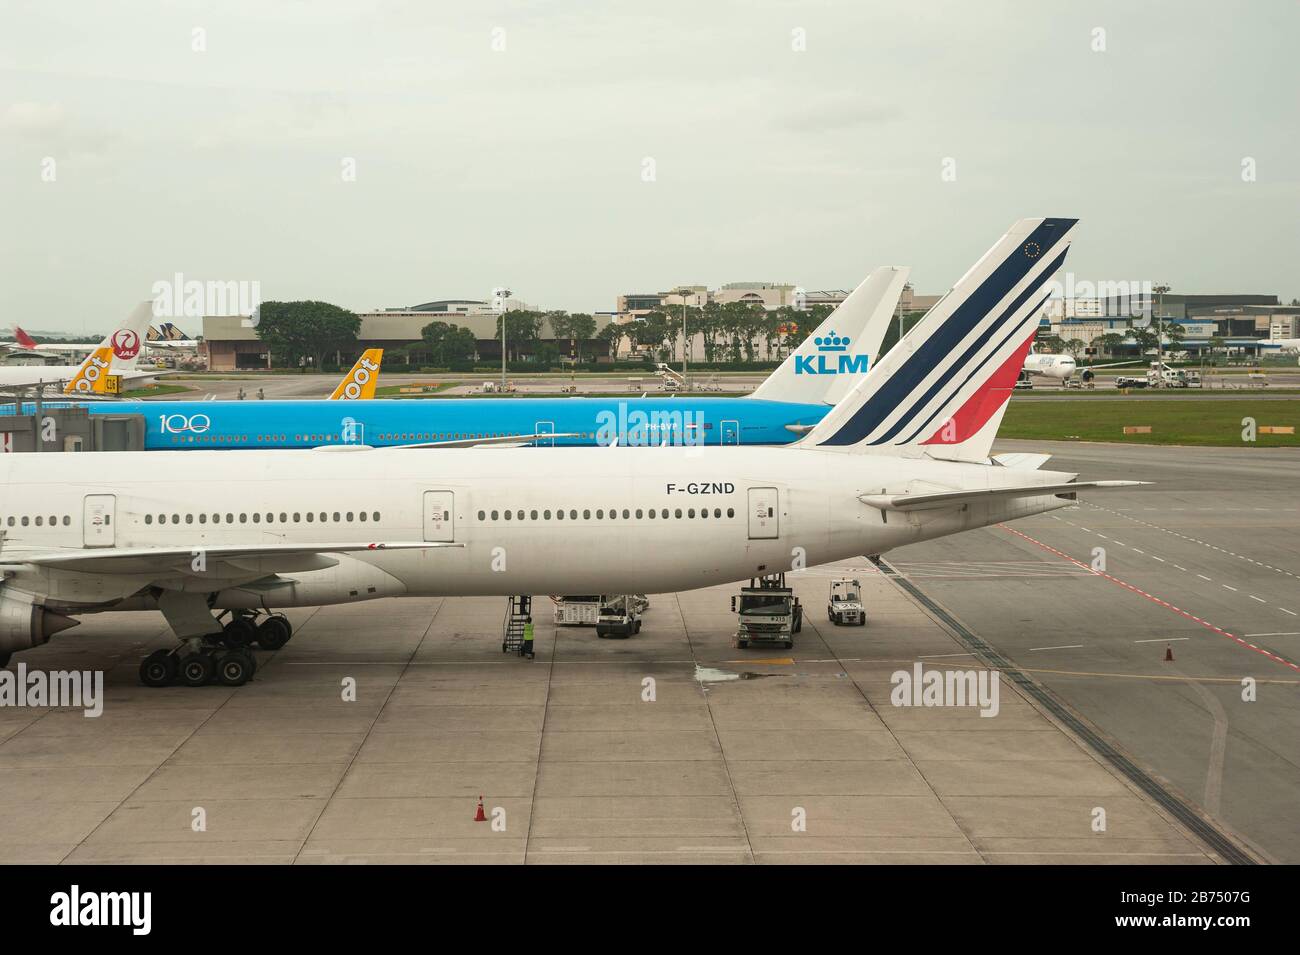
xmin=0 ymin=218 xmax=1142 ymax=687
xmin=1022 ymin=348 xmax=1078 ymax=380
xmin=0 ymin=327 xmax=93 ymax=361
xmin=1267 ymin=338 xmax=1300 ymax=363
xmin=1022 ymin=346 xmax=1141 ymax=382
xmin=0 ymin=303 xmax=157 ymax=395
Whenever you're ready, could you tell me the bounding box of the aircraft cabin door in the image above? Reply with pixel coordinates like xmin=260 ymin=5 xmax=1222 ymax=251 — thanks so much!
xmin=83 ymin=494 xmax=116 ymax=548
xmin=747 ymin=487 xmax=779 ymax=540
xmin=423 ymin=491 xmax=455 ymax=542
xmin=535 ymin=420 xmax=555 ymax=448
xmin=721 ymin=419 xmax=740 ymax=445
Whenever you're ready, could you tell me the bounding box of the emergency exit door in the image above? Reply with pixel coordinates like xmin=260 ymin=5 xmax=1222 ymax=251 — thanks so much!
xmin=747 ymin=487 xmax=779 ymax=539
xmin=83 ymin=494 xmax=116 ymax=547
xmin=423 ymin=491 xmax=455 ymax=542
xmin=721 ymin=419 xmax=740 ymax=445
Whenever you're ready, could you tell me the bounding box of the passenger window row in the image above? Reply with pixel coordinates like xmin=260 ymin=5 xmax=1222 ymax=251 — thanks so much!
xmin=168 ymin=435 xmax=250 ymax=444
xmin=4 ymin=515 xmax=72 ymax=528
xmin=144 ymin=510 xmax=381 ymax=525
xmin=475 ymin=507 xmax=735 ymax=522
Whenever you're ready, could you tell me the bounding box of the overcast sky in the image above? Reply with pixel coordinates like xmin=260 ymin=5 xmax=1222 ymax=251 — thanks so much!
xmin=2 ymin=0 xmax=1296 ymax=335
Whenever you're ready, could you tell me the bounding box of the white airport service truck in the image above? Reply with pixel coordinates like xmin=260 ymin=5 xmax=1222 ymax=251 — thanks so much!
xmin=595 ymin=595 xmax=645 ymax=639
xmin=1116 ymin=362 xmax=1190 ymax=389
xmin=732 ymin=575 xmax=802 ymax=649
xmin=555 ymin=594 xmax=649 ymax=634
xmin=827 ymin=578 xmax=866 ymax=626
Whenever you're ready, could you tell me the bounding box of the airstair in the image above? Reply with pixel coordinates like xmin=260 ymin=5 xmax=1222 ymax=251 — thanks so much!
xmin=501 ymin=596 xmax=532 ymax=654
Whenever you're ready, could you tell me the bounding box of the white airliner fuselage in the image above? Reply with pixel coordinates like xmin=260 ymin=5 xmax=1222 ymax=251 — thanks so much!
xmin=0 ymin=366 xmax=155 ymax=390
xmin=0 ymin=445 xmax=1079 ymax=616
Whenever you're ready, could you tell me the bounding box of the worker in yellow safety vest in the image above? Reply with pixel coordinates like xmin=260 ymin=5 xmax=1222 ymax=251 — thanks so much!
xmin=522 ymin=617 xmax=535 ymax=660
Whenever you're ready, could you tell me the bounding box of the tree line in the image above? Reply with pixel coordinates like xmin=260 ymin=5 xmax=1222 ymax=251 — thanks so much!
xmin=252 ymin=299 xmax=925 ymax=370
xmin=600 ymin=302 xmax=840 ymax=364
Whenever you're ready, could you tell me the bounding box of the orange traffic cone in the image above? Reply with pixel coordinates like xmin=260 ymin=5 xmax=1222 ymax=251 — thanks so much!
xmin=474 ymin=796 xmax=487 ymax=822
xmin=1164 ymin=645 xmax=1174 ymax=662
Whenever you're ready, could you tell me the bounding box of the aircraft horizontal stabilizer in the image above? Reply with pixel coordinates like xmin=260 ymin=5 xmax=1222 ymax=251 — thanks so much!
xmin=990 ymin=452 xmax=1052 ymax=469
xmin=859 ymin=480 xmax=1149 ymax=511
xmin=5 ymin=541 xmax=461 ymax=576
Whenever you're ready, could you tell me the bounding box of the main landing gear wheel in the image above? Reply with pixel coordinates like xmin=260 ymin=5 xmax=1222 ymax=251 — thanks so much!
xmin=222 ymin=617 xmax=258 ymax=648
xmin=177 ymin=652 xmax=216 ymax=687
xmin=140 ymin=650 xmax=178 ymax=687
xmin=255 ymin=616 xmax=292 ymax=650
xmin=216 ymin=649 xmax=255 ymax=687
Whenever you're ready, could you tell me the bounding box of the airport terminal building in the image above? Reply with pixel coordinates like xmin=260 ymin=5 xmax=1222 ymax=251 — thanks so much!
xmin=203 ymin=302 xmax=616 ymax=371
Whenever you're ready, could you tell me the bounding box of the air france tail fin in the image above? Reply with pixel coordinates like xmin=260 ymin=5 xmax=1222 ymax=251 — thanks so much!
xmin=329 ymin=349 xmax=384 ymax=400
xmin=749 ymin=266 xmax=909 ymax=406
xmin=802 ymin=217 xmax=1076 ymax=463
xmin=62 ymin=302 xmax=153 ymax=395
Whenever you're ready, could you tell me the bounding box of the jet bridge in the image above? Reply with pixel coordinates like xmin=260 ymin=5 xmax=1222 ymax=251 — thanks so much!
xmin=0 ymin=400 xmax=146 ymax=452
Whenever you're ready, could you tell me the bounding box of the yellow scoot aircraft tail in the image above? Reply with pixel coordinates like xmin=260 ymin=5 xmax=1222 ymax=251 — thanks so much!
xmin=63 ymin=302 xmax=153 ymax=395
xmin=329 ymin=349 xmax=383 ymax=400
xmin=63 ymin=346 xmax=116 ymax=395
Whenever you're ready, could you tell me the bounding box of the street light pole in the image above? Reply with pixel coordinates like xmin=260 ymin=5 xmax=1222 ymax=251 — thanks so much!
xmin=897 ymin=283 xmax=909 ymax=349
xmin=675 ymin=287 xmax=692 ymax=391
xmin=497 ymin=288 xmax=512 ymax=391
xmin=1152 ymin=283 xmax=1170 ymax=387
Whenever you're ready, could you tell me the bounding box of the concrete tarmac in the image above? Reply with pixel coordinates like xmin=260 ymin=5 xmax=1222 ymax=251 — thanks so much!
xmin=884 ymin=439 xmax=1300 ymax=862
xmin=0 ymin=562 xmax=1228 ymax=864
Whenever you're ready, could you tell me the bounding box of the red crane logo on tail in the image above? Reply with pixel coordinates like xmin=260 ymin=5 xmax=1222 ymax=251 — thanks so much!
xmin=111 ymin=329 xmax=141 ymax=360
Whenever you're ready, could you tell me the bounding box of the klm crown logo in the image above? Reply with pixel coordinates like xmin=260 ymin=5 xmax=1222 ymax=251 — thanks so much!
xmin=795 ymin=330 xmax=870 ymax=375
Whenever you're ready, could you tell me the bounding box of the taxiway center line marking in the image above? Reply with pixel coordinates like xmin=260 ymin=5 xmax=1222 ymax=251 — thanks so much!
xmin=999 ymin=524 xmax=1300 ymax=675
xmin=1083 ymin=501 xmax=1300 ymax=581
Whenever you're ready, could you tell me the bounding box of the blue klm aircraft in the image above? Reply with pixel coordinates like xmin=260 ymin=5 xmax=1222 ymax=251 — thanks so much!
xmin=76 ymin=267 xmax=909 ymax=450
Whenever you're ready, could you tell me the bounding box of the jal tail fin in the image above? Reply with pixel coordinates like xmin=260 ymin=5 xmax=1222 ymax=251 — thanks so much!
xmin=13 ymin=326 xmax=39 ymax=350
xmin=329 ymin=348 xmax=384 ymax=400
xmin=62 ymin=302 xmax=153 ymax=395
xmin=802 ymin=217 xmax=1077 ymax=462
xmin=750 ymin=266 xmax=909 ymax=406
xmin=105 ymin=302 xmax=151 ymax=371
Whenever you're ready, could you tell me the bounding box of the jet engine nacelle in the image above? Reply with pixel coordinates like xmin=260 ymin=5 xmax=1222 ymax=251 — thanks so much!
xmin=0 ymin=590 xmax=80 ymax=660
